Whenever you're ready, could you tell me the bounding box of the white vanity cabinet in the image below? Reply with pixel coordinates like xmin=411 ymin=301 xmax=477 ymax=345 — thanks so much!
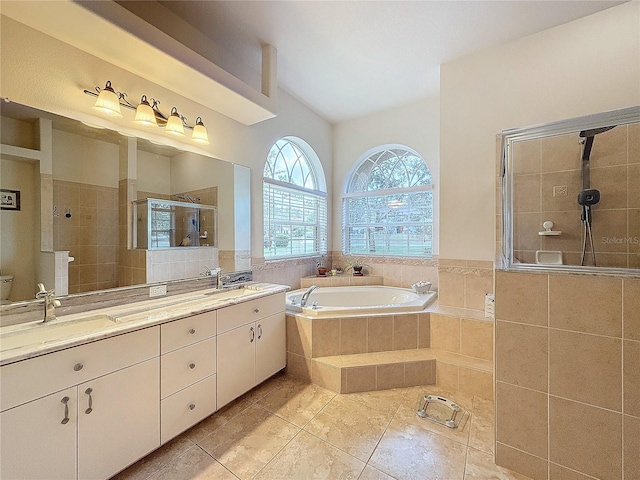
xmin=216 ymin=293 xmax=286 ymax=407
xmin=0 ymin=327 xmax=160 ymax=480
xmin=160 ymin=311 xmax=217 ymax=443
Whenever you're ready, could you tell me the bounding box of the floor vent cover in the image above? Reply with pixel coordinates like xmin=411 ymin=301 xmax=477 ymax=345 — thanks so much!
xmin=415 ymin=394 xmax=468 ymax=429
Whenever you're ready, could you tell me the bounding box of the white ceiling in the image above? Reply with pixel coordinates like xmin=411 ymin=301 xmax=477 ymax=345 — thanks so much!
xmin=159 ymin=1 xmax=625 ymax=124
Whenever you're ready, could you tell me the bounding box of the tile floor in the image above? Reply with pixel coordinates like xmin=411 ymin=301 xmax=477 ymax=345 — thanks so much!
xmin=112 ymin=373 xmax=531 ymax=480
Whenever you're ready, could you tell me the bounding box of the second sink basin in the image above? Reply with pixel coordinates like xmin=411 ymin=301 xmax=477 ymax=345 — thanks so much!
xmin=0 ymin=314 xmax=117 ymax=352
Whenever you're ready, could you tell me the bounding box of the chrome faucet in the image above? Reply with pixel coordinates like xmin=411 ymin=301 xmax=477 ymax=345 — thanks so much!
xmin=300 ymin=285 xmax=319 ymax=307
xmin=36 ymin=283 xmax=61 ymax=323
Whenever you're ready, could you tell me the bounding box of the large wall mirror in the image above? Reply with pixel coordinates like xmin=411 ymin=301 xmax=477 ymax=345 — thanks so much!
xmin=0 ymin=101 xmax=250 ymax=302
xmin=501 ymin=106 xmax=639 ymax=274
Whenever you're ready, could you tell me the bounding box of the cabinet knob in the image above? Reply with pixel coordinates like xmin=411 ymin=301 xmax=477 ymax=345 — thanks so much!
xmin=73 ymin=363 xmax=84 ymax=372
xmin=189 ymin=403 xmax=196 ymax=411
xmin=254 ymin=308 xmax=260 ymax=314
xmin=189 ymin=328 xmax=196 ymax=335
xmin=61 ymin=396 xmax=70 ymax=425
xmin=189 ymin=362 xmax=196 ymax=370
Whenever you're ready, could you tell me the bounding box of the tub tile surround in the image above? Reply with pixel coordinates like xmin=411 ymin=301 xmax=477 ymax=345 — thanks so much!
xmin=495 ymin=270 xmax=638 ymax=480
xmin=114 ymin=373 xmax=531 ymax=480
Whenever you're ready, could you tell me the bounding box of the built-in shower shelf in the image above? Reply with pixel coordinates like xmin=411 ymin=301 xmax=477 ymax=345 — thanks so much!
xmin=415 ymin=394 xmax=469 ymax=429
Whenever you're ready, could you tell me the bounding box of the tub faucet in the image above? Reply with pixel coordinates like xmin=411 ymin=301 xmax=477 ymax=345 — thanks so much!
xmin=300 ymin=285 xmax=319 ymax=307
xmin=36 ymin=283 xmax=61 ymax=323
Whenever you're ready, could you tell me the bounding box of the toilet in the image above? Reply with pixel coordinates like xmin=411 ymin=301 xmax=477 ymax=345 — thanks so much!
xmin=1 ymin=275 xmax=14 ymax=304
xmin=535 ymin=251 xmax=563 ymax=265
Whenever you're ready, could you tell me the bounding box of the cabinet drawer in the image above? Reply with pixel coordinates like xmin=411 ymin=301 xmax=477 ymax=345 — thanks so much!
xmin=161 ymin=337 xmax=216 ymax=399
xmin=161 ymin=310 xmax=217 ymax=354
xmin=161 ymin=374 xmax=216 ymax=444
xmin=217 ymin=293 xmax=285 ymax=334
xmin=1 ymin=326 xmax=159 ymax=412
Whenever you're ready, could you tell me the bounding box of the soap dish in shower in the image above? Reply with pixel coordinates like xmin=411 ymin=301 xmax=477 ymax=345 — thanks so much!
xmin=415 ymin=394 xmax=469 ymax=429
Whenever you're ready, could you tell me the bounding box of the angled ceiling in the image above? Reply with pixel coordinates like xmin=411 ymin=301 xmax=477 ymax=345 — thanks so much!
xmin=157 ymin=0 xmax=626 ymax=124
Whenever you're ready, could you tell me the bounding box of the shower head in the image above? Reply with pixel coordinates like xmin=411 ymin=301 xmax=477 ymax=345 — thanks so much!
xmin=579 ymin=125 xmax=616 ymax=138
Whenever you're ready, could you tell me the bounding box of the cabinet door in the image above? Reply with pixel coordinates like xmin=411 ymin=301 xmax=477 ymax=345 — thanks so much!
xmin=255 ymin=312 xmax=286 ymax=385
xmin=217 ymin=324 xmax=255 ymax=408
xmin=0 ymin=388 xmax=77 ymax=480
xmin=78 ymin=358 xmax=160 ymax=480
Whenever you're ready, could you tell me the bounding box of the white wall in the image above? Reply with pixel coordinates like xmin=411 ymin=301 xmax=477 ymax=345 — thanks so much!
xmin=137 ymin=150 xmax=171 ymax=195
xmin=440 ymin=2 xmax=640 ymax=261
xmin=332 ymin=96 xmax=440 ymax=255
xmin=0 ymin=15 xmax=332 ymax=263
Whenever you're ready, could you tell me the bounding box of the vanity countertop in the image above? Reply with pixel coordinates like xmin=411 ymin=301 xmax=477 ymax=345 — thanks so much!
xmin=0 ymin=283 xmax=289 ymax=366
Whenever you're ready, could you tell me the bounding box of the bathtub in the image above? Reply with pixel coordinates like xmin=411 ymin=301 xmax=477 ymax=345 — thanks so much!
xmin=286 ymin=285 xmax=437 ymax=317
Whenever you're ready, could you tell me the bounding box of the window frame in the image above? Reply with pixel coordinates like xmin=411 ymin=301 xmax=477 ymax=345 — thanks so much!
xmin=342 ymin=145 xmax=433 ymax=258
xmin=263 ymin=137 xmax=327 ymax=260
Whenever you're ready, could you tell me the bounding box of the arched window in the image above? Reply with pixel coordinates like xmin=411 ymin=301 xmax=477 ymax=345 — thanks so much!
xmin=343 ymin=145 xmax=433 ymax=257
xmin=263 ymin=137 xmax=327 ymax=259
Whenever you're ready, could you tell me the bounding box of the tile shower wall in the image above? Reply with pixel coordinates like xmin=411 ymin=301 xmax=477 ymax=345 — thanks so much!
xmin=494 ymin=270 xmax=638 ymax=480
xmin=512 ymin=123 xmax=640 ymax=268
xmin=53 ymin=180 xmax=118 ymax=293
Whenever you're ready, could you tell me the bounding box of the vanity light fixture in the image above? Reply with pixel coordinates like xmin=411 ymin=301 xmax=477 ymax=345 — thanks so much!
xmin=91 ymin=81 xmax=123 ymax=118
xmin=84 ymin=80 xmax=210 ymax=145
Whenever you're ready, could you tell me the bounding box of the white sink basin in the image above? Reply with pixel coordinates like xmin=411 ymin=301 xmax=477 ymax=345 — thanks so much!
xmin=0 ymin=315 xmax=117 ymax=351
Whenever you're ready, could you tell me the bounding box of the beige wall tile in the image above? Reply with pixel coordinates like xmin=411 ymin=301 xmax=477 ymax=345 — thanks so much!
xmin=549 ymin=463 xmax=595 ymax=480
xmin=496 ymin=320 xmax=548 ymax=392
xmin=591 ymin=165 xmax=628 ymax=210
xmin=404 ymin=361 xmax=435 ymax=387
xmin=629 ymin=163 xmax=640 ymax=208
xmin=430 ymin=313 xmax=460 ymax=353
xmin=465 ymin=273 xmax=494 ymax=311
xmin=496 ymin=382 xmax=548 ymax=458
xmin=346 ymin=366 xmax=376 ymax=393
xmin=393 ymin=314 xmax=418 ymax=350
xmin=629 ymin=123 xmax=640 ymax=164
xmin=514 ymin=212 xmax=543 ymax=252
xmin=541 ymin=132 xmax=581 ymax=173
xmin=514 ymin=173 xmax=541 ymax=213
xmin=438 ymin=270 xmax=465 ymax=307
xmin=367 ymin=316 xmax=393 ymax=353
xmin=286 ymin=352 xmax=311 ymax=382
xmin=286 ymin=315 xmax=312 ymax=358
xmin=623 ymin=278 xmax=640 ymax=341
xmin=624 ymin=340 xmax=640 ymax=417
xmin=312 ymin=318 xmax=340 ymax=357
xmin=495 ymin=271 xmax=548 ymax=326
xmin=549 ymin=274 xmax=622 ymax=337
xmin=458 ymin=368 xmax=493 ymax=400
xmin=590 ymin=124 xmax=628 ymax=168
xmin=418 ymin=313 xmax=431 ymax=348
xmin=550 ymin=395 xmax=622 ymax=480
xmin=550 ymin=329 xmax=622 ymax=411
xmin=340 ymin=317 xmax=367 ymax=355
xmin=311 ymin=361 xmax=342 ymax=393
xmin=513 ymin=139 xmax=541 ymax=175
xmin=436 ymin=362 xmax=458 ymax=391
xmin=376 ymin=364 xmax=405 ymax=390
xmin=542 ymin=170 xmax=581 ymax=212
xmin=624 ymin=415 xmax=640 ymax=480
xmin=460 ymin=319 xmax=493 ymax=361
xmin=495 ymin=443 xmax=548 ymax=480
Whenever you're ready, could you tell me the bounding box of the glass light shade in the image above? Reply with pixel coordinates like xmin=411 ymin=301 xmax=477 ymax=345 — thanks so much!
xmin=134 ymin=96 xmax=157 ymax=127
xmin=165 ymin=108 xmax=185 ymax=136
xmin=191 ymin=117 xmax=210 ymax=145
xmin=92 ymin=81 xmax=122 ymax=118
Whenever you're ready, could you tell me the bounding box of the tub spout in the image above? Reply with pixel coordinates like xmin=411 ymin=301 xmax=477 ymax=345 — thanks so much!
xmin=300 ymin=285 xmax=319 ymax=307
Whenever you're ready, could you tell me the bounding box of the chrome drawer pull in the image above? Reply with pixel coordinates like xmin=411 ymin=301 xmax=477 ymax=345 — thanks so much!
xmin=73 ymin=363 xmax=83 ymax=372
xmin=250 ymin=326 xmax=255 ymax=343
xmin=85 ymin=388 xmax=93 ymax=414
xmin=257 ymin=324 xmax=263 ymax=340
xmin=189 ymin=362 xmax=196 ymax=370
xmin=189 ymin=328 xmax=196 ymax=335
xmin=189 ymin=403 xmax=196 ymax=411
xmin=61 ymin=396 xmax=70 ymax=424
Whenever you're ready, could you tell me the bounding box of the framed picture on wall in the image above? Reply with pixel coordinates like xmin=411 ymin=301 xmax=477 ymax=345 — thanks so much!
xmin=1 ymin=189 xmax=20 ymax=211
